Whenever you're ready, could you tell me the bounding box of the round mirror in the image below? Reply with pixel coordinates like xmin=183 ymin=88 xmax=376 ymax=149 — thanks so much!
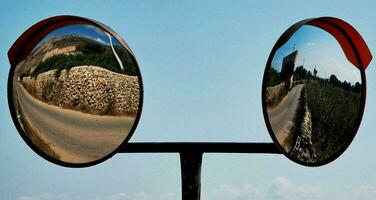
xmin=262 ymin=21 xmax=367 ymax=166
xmin=8 ymin=17 xmax=143 ymax=167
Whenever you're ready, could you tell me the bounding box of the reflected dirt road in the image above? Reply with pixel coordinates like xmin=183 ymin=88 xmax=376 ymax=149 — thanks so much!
xmin=267 ymin=84 xmax=304 ymax=146
xmin=15 ymin=82 xmax=135 ymax=163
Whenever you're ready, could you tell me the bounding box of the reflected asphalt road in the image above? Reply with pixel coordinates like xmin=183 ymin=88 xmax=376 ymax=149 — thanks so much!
xmin=267 ymin=84 xmax=304 ymax=147
xmin=16 ymin=82 xmax=135 ymax=163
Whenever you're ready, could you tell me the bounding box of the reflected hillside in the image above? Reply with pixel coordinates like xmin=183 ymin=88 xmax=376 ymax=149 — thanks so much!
xmin=15 ymin=34 xmax=140 ymax=116
xmin=17 ymin=34 xmax=137 ymax=78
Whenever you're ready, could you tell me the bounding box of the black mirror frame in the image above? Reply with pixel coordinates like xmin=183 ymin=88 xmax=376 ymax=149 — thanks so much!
xmin=7 ymin=15 xmax=144 ymax=168
xmin=261 ymin=17 xmax=371 ymax=167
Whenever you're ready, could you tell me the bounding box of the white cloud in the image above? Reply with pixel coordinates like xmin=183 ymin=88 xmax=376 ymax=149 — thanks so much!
xmin=108 ymin=192 xmax=128 ymax=200
xmin=95 ymin=37 xmax=107 ymax=44
xmin=17 ymin=192 xmax=176 ymax=200
xmin=17 ymin=193 xmax=79 ymax=200
xmin=132 ymin=192 xmax=152 ymax=200
xmin=203 ymin=183 xmax=267 ymax=200
xmin=272 ymin=176 xmax=291 ymax=189
xmin=203 ymin=177 xmax=376 ymax=200
xmin=160 ymin=193 xmax=178 ymax=200
xmin=306 ymin=42 xmax=316 ymax=47
xmin=16 ymin=178 xmax=376 ymax=200
xmin=83 ymin=24 xmax=107 ymax=37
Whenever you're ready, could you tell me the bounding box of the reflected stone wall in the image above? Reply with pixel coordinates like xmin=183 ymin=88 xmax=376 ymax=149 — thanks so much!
xmin=265 ymin=82 xmax=287 ymax=107
xmin=20 ymin=65 xmax=139 ymax=115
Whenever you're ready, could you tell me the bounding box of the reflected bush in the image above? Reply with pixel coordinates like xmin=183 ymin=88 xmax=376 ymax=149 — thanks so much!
xmin=31 ymin=47 xmax=136 ymax=78
xmin=25 ymin=35 xmax=138 ymax=78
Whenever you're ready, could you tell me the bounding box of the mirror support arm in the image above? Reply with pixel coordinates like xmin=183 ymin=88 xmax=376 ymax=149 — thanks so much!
xmin=120 ymin=142 xmax=280 ymax=154
xmin=120 ymin=142 xmax=280 ymax=200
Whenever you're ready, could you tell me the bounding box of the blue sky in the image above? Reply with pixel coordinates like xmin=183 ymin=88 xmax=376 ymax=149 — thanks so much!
xmin=0 ymin=0 xmax=376 ymax=200
xmin=271 ymin=25 xmax=361 ymax=84
xmin=36 ymin=24 xmax=121 ymax=47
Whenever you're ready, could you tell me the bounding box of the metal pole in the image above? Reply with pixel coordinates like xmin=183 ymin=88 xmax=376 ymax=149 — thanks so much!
xmin=180 ymin=151 xmax=203 ymax=200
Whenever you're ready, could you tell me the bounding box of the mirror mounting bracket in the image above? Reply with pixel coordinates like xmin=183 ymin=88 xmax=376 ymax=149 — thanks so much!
xmin=121 ymin=142 xmax=280 ymax=200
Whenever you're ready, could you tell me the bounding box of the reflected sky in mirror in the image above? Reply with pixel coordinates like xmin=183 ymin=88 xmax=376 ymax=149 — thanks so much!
xmin=37 ymin=24 xmax=121 ymax=47
xmin=271 ymin=25 xmax=360 ymax=84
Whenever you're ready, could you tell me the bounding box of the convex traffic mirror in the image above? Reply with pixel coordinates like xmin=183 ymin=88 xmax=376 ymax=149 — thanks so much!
xmin=8 ymin=16 xmax=143 ymax=167
xmin=262 ymin=17 xmax=372 ymax=166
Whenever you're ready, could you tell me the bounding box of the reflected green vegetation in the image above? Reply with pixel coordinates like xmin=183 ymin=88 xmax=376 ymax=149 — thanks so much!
xmin=20 ymin=35 xmax=137 ymax=79
xmin=306 ymin=78 xmax=361 ymax=161
xmin=267 ymin=67 xmax=283 ymax=87
xmin=266 ymin=63 xmax=361 ymax=163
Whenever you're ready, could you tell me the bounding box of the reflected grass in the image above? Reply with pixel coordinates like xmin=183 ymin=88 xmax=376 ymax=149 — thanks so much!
xmin=306 ymin=79 xmax=361 ymax=161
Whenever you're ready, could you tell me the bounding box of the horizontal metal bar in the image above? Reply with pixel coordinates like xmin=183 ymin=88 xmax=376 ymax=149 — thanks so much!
xmin=119 ymin=142 xmax=281 ymax=154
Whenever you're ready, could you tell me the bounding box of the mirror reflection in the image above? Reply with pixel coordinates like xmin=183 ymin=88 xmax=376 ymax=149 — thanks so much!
xmin=12 ymin=24 xmax=141 ymax=164
xmin=265 ymin=25 xmax=362 ymax=164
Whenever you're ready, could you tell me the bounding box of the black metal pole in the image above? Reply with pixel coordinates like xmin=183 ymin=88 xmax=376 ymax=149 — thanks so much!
xmin=180 ymin=151 xmax=203 ymax=200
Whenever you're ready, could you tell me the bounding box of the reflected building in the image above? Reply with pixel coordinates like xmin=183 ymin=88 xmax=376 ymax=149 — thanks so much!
xmin=281 ymin=50 xmax=298 ymax=90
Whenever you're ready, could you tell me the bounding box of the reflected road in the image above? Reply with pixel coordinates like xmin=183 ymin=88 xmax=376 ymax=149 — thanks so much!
xmin=267 ymin=84 xmax=304 ymax=148
xmin=15 ymin=82 xmax=135 ymax=163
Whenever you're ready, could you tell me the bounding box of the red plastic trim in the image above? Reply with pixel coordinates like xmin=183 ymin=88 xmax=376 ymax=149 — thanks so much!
xmin=308 ymin=17 xmax=372 ymax=70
